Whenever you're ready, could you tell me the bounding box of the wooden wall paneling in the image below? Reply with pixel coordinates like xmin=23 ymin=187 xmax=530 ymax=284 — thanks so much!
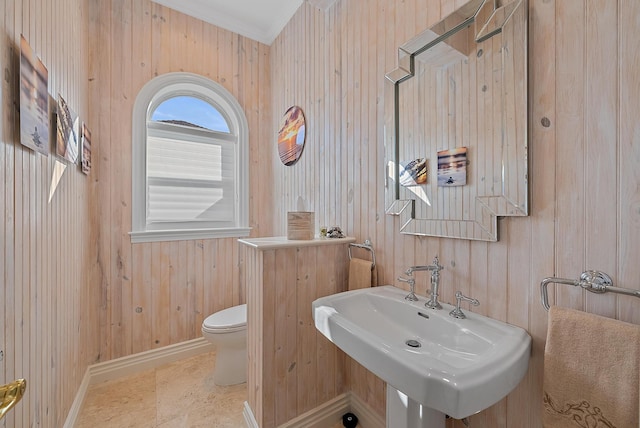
xmin=258 ymin=248 xmax=272 ymax=427
xmin=212 ymin=239 xmax=225 ymax=312
xmin=366 ymin=2 xmax=377 ymax=246
xmin=261 ymin=41 xmax=274 ymax=237
xmin=113 ymin=0 xmax=134 ymax=359
xmin=159 ymin=242 xmax=172 ymax=347
xmin=1 ymin=0 xmax=92 ymax=423
xmin=328 ymin=7 xmax=339 ymax=230
xmin=315 ymin=245 xmax=338 ymax=402
xmin=130 ymin=0 xmax=153 ymax=355
xmin=554 ymin=0 xmax=586 ymax=311
xmin=243 ymin=245 xmax=255 ymax=420
xmin=3 ymin=2 xmax=16 ymax=425
xmin=233 ymin=239 xmax=242 ymax=306
xmin=0 ymin=0 xmax=6 ymax=401
xmin=584 ymin=0 xmax=618 ymax=318
xmin=274 ymin=247 xmax=297 ymax=424
xmin=95 ymin=0 xmax=113 ymax=363
xmin=191 ymin=240 xmax=205 ymax=336
xmin=528 ymin=0 xmax=557 ymax=424
xmin=505 ymin=223 xmax=532 ymax=425
xmin=29 ymin=3 xmax=39 ymax=424
xmin=378 ymin=0 xmax=394 ymax=287
xmin=202 ymin=240 xmax=214 ymax=325
xmin=184 ymin=241 xmax=196 ymax=335
xmin=501 ymin=14 xmax=533 ymax=428
xmin=170 ymin=240 xmax=187 ymax=341
xmin=296 ymin=246 xmax=317 ymax=414
xmin=132 ymin=243 xmax=152 ymax=353
xmin=242 ymin=241 xmax=353 ymax=427
xmin=618 ymin=0 xmax=640 ymax=325
xmin=352 ymin=0 xmax=362 ymax=238
xmin=15 ymin=39 xmax=25 ymax=428
xmin=315 ymin=9 xmax=326 ymax=232
xmin=89 ymin=0 xmax=270 ymax=358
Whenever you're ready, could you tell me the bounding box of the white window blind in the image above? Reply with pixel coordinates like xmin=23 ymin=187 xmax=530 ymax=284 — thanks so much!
xmin=146 ymin=126 xmax=236 ymax=225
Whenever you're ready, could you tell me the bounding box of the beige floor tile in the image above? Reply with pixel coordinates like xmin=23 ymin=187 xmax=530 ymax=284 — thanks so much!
xmin=76 ymin=351 xmax=247 ymax=428
xmin=76 ymin=370 xmax=158 ymax=427
xmin=156 ymin=352 xmax=246 ymax=427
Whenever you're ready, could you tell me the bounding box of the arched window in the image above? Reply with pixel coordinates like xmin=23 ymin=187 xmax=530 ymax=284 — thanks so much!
xmin=130 ymin=73 xmax=249 ymax=242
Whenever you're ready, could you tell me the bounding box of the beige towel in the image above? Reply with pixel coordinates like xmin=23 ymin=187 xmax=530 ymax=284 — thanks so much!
xmin=348 ymin=258 xmax=377 ymax=290
xmin=542 ymin=306 xmax=640 ymax=428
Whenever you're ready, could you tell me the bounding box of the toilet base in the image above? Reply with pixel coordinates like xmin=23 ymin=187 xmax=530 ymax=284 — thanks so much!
xmin=214 ymin=347 xmax=247 ymax=386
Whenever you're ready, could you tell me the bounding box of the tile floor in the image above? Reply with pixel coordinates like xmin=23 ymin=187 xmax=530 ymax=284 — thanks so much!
xmin=76 ymin=351 xmax=347 ymax=428
xmin=76 ymin=352 xmax=246 ymax=427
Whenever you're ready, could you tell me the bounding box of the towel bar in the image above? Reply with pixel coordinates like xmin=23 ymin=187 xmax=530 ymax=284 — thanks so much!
xmin=348 ymin=239 xmax=376 ymax=269
xmin=540 ymin=270 xmax=640 ymax=311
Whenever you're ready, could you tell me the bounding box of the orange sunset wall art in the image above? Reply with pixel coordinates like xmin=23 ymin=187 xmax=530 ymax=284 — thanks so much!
xmin=277 ymin=105 xmax=306 ymax=166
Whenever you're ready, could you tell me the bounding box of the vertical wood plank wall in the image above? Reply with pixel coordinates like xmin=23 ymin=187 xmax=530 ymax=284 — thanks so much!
xmin=2 ymin=0 xmax=638 ymax=426
xmin=87 ymin=0 xmax=273 ymax=362
xmin=0 ymin=0 xmax=97 ymax=426
xmin=242 ymin=241 xmax=349 ymax=428
xmin=271 ymin=0 xmax=640 ymax=426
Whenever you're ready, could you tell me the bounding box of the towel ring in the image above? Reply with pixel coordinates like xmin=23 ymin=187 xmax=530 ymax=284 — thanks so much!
xmin=348 ymin=239 xmax=376 ymax=269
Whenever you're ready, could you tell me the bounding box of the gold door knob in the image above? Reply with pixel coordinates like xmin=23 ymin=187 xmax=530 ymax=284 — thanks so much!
xmin=0 ymin=379 xmax=26 ymax=420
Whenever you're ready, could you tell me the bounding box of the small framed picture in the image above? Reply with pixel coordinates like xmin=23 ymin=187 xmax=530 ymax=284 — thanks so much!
xmin=56 ymin=94 xmax=80 ymax=164
xmin=20 ymin=35 xmax=49 ymax=155
xmin=81 ymin=123 xmax=92 ymax=175
xmin=437 ymin=147 xmax=467 ymax=187
xmin=399 ymin=158 xmax=427 ymax=186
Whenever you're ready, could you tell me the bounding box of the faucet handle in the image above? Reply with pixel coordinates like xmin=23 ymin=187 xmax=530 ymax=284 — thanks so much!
xmin=432 ymin=256 xmax=444 ymax=271
xmin=397 ymin=276 xmax=418 ymax=301
xmin=449 ymin=291 xmax=480 ymax=319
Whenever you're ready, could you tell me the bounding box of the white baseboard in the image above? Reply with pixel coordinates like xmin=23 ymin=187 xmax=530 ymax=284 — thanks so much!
xmin=63 ymin=338 xmax=214 ymax=428
xmin=349 ymin=391 xmax=386 ymax=428
xmin=278 ymin=393 xmax=350 ymax=428
xmin=242 ymin=392 xmax=385 ymax=428
xmin=89 ymin=337 xmax=214 ymax=384
xmin=63 ymin=369 xmax=91 ymax=428
xmin=243 ymin=401 xmax=259 ymax=428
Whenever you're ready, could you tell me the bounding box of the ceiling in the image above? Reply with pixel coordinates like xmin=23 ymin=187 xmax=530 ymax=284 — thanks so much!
xmin=151 ymin=0 xmax=304 ymax=45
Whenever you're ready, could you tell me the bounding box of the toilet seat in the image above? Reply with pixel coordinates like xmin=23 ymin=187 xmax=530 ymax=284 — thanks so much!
xmin=202 ymin=304 xmax=247 ymax=333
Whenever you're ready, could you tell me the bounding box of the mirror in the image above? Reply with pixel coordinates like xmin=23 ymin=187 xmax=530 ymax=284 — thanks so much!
xmin=384 ymin=0 xmax=527 ymax=241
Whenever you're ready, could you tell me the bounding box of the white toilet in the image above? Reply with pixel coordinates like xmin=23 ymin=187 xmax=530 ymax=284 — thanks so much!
xmin=201 ymin=303 xmax=247 ymax=386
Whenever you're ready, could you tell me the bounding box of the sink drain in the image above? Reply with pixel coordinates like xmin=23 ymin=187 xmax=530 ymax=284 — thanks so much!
xmin=406 ymin=339 xmax=421 ymax=348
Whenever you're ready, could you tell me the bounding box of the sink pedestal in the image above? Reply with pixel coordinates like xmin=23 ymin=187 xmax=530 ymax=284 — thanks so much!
xmin=387 ymin=386 xmax=445 ymax=428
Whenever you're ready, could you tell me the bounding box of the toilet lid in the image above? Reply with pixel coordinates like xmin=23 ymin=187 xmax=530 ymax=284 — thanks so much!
xmin=203 ymin=304 xmax=247 ymax=332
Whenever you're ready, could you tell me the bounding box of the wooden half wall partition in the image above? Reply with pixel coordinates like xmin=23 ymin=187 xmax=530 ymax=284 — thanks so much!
xmin=240 ymin=236 xmax=356 ymax=428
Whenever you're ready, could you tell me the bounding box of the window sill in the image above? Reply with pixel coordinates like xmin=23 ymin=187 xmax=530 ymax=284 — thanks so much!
xmin=129 ymin=227 xmax=251 ymax=243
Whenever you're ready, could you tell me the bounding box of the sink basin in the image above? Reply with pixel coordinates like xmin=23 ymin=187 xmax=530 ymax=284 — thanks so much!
xmin=312 ymin=285 xmax=531 ymax=419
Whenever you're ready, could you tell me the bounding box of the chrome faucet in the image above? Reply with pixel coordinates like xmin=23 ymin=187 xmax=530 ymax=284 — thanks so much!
xmin=405 ymin=256 xmax=444 ymax=309
xmin=397 ymin=275 xmax=418 ymax=301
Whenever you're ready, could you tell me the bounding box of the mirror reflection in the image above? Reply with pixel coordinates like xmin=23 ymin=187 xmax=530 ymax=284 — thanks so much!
xmin=384 ymin=0 xmax=527 ymax=241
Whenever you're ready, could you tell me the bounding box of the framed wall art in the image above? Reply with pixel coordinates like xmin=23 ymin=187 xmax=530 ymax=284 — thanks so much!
xmin=19 ymin=35 xmax=49 ymax=155
xmin=277 ymin=105 xmax=306 ymax=166
xmin=81 ymin=122 xmax=92 ymax=175
xmin=56 ymin=94 xmax=80 ymax=164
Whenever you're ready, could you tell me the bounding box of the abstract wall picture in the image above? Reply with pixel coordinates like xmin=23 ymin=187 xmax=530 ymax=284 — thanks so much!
xmin=437 ymin=147 xmax=467 ymax=187
xmin=56 ymin=94 xmax=80 ymax=164
xmin=399 ymin=158 xmax=427 ymax=186
xmin=80 ymin=123 xmax=92 ymax=175
xmin=19 ymin=35 xmax=49 ymax=155
xmin=277 ymin=105 xmax=306 ymax=166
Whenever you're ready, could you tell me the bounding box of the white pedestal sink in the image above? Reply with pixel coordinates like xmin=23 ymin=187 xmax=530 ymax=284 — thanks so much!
xmin=312 ymin=286 xmax=531 ymax=427
xmin=387 ymin=385 xmax=446 ymax=428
